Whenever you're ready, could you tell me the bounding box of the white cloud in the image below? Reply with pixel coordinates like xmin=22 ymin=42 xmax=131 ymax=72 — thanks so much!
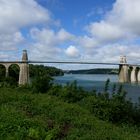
xmin=67 ymin=0 xmax=140 ymax=69
xmin=0 ymin=0 xmax=140 ymax=70
xmin=65 ymin=45 xmax=79 ymax=58
xmin=0 ymin=0 xmax=51 ymax=56
xmin=78 ymin=35 xmax=98 ymax=48
xmin=79 ymin=44 xmax=140 ymax=64
xmin=30 ymin=28 xmax=73 ymax=46
xmin=85 ymin=0 xmax=140 ymax=46
xmin=29 ymin=28 xmax=74 ymax=60
xmin=28 ymin=0 xmax=140 ymax=69
xmin=87 ymin=21 xmax=124 ymax=43
xmin=0 ymin=0 xmax=76 ymax=63
xmin=0 ymin=0 xmax=50 ymax=33
xmin=108 ymin=0 xmax=140 ymax=35
xmin=0 ymin=32 xmax=24 ymax=51
xmin=57 ymin=29 xmax=74 ymax=41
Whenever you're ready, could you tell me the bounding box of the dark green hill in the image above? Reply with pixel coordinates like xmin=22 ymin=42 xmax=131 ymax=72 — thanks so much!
xmin=29 ymin=64 xmax=64 ymax=77
xmin=65 ymin=68 xmax=118 ymax=74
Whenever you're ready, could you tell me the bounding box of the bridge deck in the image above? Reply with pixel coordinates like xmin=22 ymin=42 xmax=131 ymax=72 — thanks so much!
xmin=28 ymin=61 xmax=120 ymax=65
xmin=0 ymin=60 xmax=139 ymax=66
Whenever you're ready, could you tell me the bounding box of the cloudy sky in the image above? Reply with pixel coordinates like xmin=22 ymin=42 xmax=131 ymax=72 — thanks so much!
xmin=0 ymin=0 xmax=140 ymax=69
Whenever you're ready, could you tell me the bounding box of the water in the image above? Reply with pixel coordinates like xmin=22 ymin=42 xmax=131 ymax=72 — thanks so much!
xmin=54 ymin=74 xmax=140 ymax=103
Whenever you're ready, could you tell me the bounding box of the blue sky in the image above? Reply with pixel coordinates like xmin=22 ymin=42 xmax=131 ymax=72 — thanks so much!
xmin=0 ymin=0 xmax=140 ymax=69
xmin=37 ymin=0 xmax=115 ymax=35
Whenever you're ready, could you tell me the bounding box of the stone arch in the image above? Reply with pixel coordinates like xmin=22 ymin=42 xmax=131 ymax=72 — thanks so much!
xmin=0 ymin=50 xmax=29 ymax=86
xmin=9 ymin=64 xmax=20 ymax=83
xmin=0 ymin=64 xmax=6 ymax=81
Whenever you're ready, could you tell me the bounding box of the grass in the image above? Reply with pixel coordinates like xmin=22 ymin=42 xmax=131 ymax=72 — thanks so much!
xmin=0 ymin=87 xmax=140 ymax=140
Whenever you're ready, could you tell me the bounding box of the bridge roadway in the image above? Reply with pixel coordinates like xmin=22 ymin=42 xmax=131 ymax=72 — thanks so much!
xmin=0 ymin=60 xmax=140 ymax=66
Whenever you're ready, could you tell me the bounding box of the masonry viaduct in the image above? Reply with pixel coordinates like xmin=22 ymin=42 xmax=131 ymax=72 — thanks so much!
xmin=0 ymin=50 xmax=29 ymax=85
xmin=0 ymin=50 xmax=139 ymax=85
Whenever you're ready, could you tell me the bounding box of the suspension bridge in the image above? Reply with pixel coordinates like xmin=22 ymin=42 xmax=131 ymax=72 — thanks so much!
xmin=0 ymin=50 xmax=139 ymax=85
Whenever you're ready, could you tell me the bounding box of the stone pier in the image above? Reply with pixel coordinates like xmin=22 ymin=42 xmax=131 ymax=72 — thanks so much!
xmin=19 ymin=50 xmax=29 ymax=85
xmin=119 ymin=56 xmax=140 ymax=83
xmin=130 ymin=66 xmax=137 ymax=82
xmin=137 ymin=69 xmax=140 ymax=82
xmin=119 ymin=56 xmax=129 ymax=83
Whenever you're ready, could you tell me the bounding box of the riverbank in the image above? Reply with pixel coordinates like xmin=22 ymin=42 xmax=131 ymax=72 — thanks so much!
xmin=54 ymin=74 xmax=140 ymax=102
xmin=64 ymin=68 xmax=118 ymax=74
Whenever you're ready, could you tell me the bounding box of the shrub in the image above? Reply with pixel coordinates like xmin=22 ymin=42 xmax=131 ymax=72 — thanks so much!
xmin=31 ymin=74 xmax=53 ymax=93
xmin=0 ymin=77 xmax=18 ymax=88
xmin=58 ymin=81 xmax=88 ymax=103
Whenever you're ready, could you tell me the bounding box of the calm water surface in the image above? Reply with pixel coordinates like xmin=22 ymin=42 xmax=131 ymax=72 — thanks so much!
xmin=54 ymin=74 xmax=140 ymax=102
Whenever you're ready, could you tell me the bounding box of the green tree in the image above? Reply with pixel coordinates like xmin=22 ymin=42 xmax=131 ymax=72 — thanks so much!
xmin=31 ymin=74 xmax=53 ymax=93
xmin=9 ymin=64 xmax=20 ymax=82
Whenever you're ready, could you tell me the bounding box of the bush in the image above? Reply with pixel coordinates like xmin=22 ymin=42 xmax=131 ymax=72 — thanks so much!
xmin=0 ymin=77 xmax=18 ymax=88
xmin=31 ymin=74 xmax=53 ymax=93
xmin=79 ymin=82 xmax=140 ymax=125
xmin=50 ymin=81 xmax=88 ymax=103
xmin=0 ymin=89 xmax=139 ymax=140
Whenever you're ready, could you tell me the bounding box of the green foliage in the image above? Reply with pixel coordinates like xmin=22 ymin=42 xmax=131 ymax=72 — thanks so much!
xmin=0 ymin=64 xmax=19 ymax=87
xmin=67 ymin=68 xmax=118 ymax=74
xmin=0 ymin=70 xmax=140 ymax=139
xmin=9 ymin=64 xmax=20 ymax=82
xmin=0 ymin=77 xmax=18 ymax=88
xmin=0 ymin=88 xmax=139 ymax=140
xmin=45 ymin=127 xmax=60 ymax=140
xmin=112 ymin=84 xmax=116 ymax=94
xmin=48 ymin=81 xmax=88 ymax=103
xmin=80 ymin=95 xmax=135 ymax=124
xmin=0 ymin=65 xmax=6 ymax=81
xmin=78 ymin=81 xmax=140 ymax=125
xmin=31 ymin=74 xmax=53 ymax=93
xmin=60 ymin=81 xmax=84 ymax=102
xmin=29 ymin=64 xmax=64 ymax=78
xmin=104 ymin=78 xmax=110 ymax=93
xmin=47 ymin=79 xmax=140 ymax=126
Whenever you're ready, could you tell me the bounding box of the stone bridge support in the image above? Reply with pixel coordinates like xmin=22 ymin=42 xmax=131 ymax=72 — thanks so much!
xmin=130 ymin=66 xmax=137 ymax=82
xmin=119 ymin=64 xmax=129 ymax=82
xmin=19 ymin=50 xmax=29 ymax=85
xmin=137 ymin=69 xmax=140 ymax=82
xmin=4 ymin=64 xmax=10 ymax=78
xmin=119 ymin=56 xmax=129 ymax=83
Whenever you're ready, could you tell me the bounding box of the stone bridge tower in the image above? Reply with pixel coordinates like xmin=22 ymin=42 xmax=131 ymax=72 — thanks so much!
xmin=19 ymin=50 xmax=29 ymax=85
xmin=119 ymin=56 xmax=129 ymax=82
xmin=119 ymin=56 xmax=140 ymax=83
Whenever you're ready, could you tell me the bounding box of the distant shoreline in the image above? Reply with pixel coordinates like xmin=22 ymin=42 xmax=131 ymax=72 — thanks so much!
xmin=64 ymin=68 xmax=119 ymax=75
